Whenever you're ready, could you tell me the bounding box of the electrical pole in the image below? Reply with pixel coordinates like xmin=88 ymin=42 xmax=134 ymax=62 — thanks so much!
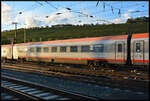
xmin=11 ymin=38 xmax=14 ymax=45
xmin=24 ymin=28 xmax=26 ymax=43
xmin=40 ymin=37 xmax=42 ymax=42
xmin=12 ymin=22 xmax=18 ymax=43
xmin=24 ymin=24 xmax=26 ymax=43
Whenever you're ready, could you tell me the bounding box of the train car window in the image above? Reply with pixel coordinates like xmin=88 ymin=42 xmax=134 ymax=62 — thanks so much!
xmin=60 ymin=46 xmax=66 ymax=52
xmin=118 ymin=44 xmax=122 ymax=52
xmin=70 ymin=46 xmax=78 ymax=52
xmin=43 ymin=47 xmax=49 ymax=52
xmin=93 ymin=44 xmax=104 ymax=52
xmin=30 ymin=48 xmax=34 ymax=52
xmin=36 ymin=47 xmax=41 ymax=52
xmin=52 ymin=47 xmax=57 ymax=52
xmin=81 ymin=45 xmax=90 ymax=52
xmin=136 ymin=43 xmax=141 ymax=52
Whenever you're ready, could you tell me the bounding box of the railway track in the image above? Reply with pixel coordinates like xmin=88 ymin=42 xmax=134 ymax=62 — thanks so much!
xmin=1 ymin=75 xmax=98 ymax=100
xmin=2 ymin=63 xmax=149 ymax=93
xmin=2 ymin=62 xmax=149 ymax=81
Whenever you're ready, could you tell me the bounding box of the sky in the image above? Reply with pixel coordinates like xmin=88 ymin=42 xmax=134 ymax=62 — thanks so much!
xmin=2 ymin=1 xmax=149 ymax=31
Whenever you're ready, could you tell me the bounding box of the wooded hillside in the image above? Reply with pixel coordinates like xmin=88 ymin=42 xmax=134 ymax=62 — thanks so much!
xmin=2 ymin=17 xmax=149 ymax=45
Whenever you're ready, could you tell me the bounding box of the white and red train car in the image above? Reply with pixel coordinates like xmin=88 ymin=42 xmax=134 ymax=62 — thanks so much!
xmin=1 ymin=33 xmax=149 ymax=67
xmin=1 ymin=44 xmax=13 ymax=60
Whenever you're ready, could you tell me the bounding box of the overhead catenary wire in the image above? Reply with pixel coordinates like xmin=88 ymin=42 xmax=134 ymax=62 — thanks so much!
xmin=36 ymin=2 xmax=44 ymax=6
xmin=3 ymin=1 xmax=148 ymax=31
xmin=96 ymin=1 xmax=100 ymax=7
xmin=92 ymin=3 xmax=148 ymax=19
xmin=45 ymin=1 xmax=58 ymax=10
xmin=25 ymin=1 xmax=149 ymax=21
xmin=94 ymin=2 xmax=148 ymax=14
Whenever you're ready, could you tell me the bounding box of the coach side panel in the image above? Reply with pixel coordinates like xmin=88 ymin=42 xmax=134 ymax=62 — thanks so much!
xmin=131 ymin=37 xmax=149 ymax=66
xmin=25 ymin=39 xmax=127 ymax=65
xmin=1 ymin=46 xmax=13 ymax=59
xmin=13 ymin=45 xmax=28 ymax=60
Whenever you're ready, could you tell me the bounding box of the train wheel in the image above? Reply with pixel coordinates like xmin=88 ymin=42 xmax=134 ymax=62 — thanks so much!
xmin=50 ymin=59 xmax=55 ymax=65
xmin=18 ymin=58 xmax=20 ymax=63
xmin=3 ymin=58 xmax=7 ymax=63
xmin=88 ymin=62 xmax=94 ymax=67
xmin=21 ymin=58 xmax=25 ymax=63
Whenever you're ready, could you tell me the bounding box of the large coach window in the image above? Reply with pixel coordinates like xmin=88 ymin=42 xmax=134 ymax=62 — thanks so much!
xmin=81 ymin=45 xmax=90 ymax=52
xmin=118 ymin=44 xmax=122 ymax=52
xmin=52 ymin=47 xmax=57 ymax=52
xmin=36 ymin=47 xmax=41 ymax=52
xmin=70 ymin=46 xmax=78 ymax=52
xmin=93 ymin=44 xmax=104 ymax=52
xmin=60 ymin=46 xmax=67 ymax=52
xmin=43 ymin=47 xmax=49 ymax=52
xmin=30 ymin=48 xmax=34 ymax=52
xmin=136 ymin=43 xmax=141 ymax=52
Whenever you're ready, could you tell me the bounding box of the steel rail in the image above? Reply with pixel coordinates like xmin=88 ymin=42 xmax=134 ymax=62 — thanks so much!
xmin=2 ymin=63 xmax=148 ymax=81
xmin=2 ymin=64 xmax=149 ymax=93
xmin=1 ymin=75 xmax=99 ymax=100
xmin=1 ymin=86 xmax=43 ymax=100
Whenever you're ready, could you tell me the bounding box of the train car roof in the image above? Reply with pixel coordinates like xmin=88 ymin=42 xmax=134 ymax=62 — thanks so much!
xmin=27 ymin=34 xmax=129 ymax=45
xmin=132 ymin=33 xmax=149 ymax=39
xmin=14 ymin=42 xmax=36 ymax=46
xmin=1 ymin=44 xmax=12 ymax=47
xmin=1 ymin=42 xmax=36 ymax=47
xmin=1 ymin=33 xmax=148 ymax=47
xmin=28 ymin=33 xmax=148 ymax=45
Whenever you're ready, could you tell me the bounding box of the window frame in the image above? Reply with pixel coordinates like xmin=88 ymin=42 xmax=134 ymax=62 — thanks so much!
xmin=118 ymin=44 xmax=122 ymax=52
xmin=81 ymin=45 xmax=90 ymax=52
xmin=51 ymin=47 xmax=57 ymax=52
xmin=43 ymin=47 xmax=49 ymax=53
xmin=30 ymin=47 xmax=34 ymax=53
xmin=93 ymin=44 xmax=104 ymax=52
xmin=70 ymin=46 xmax=78 ymax=52
xmin=36 ymin=47 xmax=41 ymax=53
xmin=60 ymin=46 xmax=67 ymax=52
xmin=136 ymin=43 xmax=141 ymax=53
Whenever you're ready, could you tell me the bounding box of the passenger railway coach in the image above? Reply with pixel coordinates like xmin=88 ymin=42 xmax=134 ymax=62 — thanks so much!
xmin=1 ymin=33 xmax=149 ymax=68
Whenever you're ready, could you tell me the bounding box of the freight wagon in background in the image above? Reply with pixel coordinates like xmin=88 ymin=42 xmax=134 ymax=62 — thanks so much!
xmin=1 ymin=33 xmax=149 ymax=68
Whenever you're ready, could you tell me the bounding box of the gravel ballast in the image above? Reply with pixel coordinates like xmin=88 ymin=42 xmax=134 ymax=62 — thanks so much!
xmin=2 ymin=69 xmax=148 ymax=100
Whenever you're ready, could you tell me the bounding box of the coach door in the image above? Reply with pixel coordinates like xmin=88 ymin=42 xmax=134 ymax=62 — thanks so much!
xmin=133 ymin=40 xmax=144 ymax=65
xmin=116 ymin=41 xmax=125 ymax=63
